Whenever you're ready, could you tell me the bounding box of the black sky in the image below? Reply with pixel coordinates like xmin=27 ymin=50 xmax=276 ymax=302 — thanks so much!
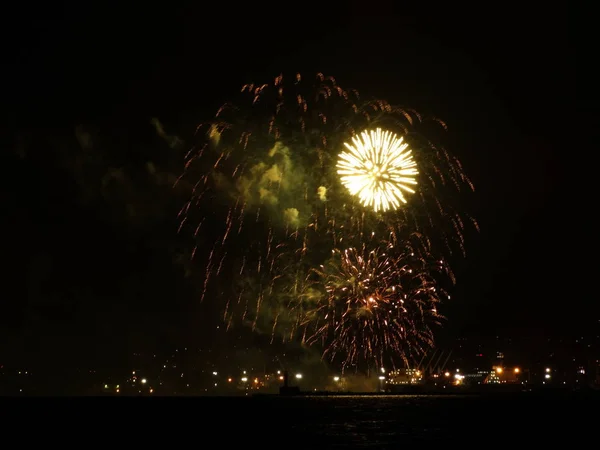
xmin=3 ymin=3 xmax=581 ymax=368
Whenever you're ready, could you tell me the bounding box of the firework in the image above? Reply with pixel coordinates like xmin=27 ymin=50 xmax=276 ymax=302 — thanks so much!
xmin=177 ymin=73 xmax=475 ymax=368
xmin=300 ymin=237 xmax=450 ymax=370
xmin=337 ymin=128 xmax=418 ymax=213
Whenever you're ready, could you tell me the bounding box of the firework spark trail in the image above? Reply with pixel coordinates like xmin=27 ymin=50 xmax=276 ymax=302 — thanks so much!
xmin=177 ymin=73 xmax=475 ymax=368
xmin=301 ymin=239 xmax=450 ymax=370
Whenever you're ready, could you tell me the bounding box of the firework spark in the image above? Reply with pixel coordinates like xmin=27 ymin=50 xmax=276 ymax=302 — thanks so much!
xmin=301 ymin=239 xmax=449 ymax=370
xmin=337 ymin=128 xmax=418 ymax=212
xmin=176 ymin=73 xmax=475 ymax=368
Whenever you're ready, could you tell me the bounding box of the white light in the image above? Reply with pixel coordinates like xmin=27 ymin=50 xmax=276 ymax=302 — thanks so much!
xmin=295 ymin=374 xmax=303 ymax=379
xmin=337 ymin=128 xmax=418 ymax=212
xmin=141 ymin=378 xmax=147 ymax=384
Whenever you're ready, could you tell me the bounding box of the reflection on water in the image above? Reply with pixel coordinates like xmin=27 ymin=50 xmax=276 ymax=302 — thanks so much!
xmin=214 ymin=393 xmax=591 ymax=445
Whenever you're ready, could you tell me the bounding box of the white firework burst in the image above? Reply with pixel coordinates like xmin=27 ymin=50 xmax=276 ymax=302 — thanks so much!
xmin=337 ymin=128 xmax=418 ymax=212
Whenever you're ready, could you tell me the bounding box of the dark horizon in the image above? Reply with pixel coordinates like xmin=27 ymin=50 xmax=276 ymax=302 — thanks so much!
xmin=2 ymin=5 xmax=582 ymax=374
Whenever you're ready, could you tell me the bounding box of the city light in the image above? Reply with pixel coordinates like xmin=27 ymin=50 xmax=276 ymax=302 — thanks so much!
xmin=10 ymin=333 xmax=596 ymax=396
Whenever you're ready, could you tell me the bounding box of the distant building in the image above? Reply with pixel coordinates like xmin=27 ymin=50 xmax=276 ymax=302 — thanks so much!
xmin=462 ymin=370 xmax=489 ymax=384
xmin=387 ymin=369 xmax=422 ymax=385
xmin=484 ymin=366 xmax=521 ymax=384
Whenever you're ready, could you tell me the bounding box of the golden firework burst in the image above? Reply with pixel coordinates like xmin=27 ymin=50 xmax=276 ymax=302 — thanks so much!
xmin=337 ymin=128 xmax=418 ymax=212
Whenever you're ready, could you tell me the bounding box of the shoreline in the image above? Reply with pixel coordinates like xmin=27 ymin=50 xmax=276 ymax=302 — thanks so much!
xmin=263 ymin=385 xmax=600 ymax=398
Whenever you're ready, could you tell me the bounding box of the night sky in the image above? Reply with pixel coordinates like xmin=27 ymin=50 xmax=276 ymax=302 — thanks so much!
xmin=3 ymin=4 xmax=580 ymax=370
